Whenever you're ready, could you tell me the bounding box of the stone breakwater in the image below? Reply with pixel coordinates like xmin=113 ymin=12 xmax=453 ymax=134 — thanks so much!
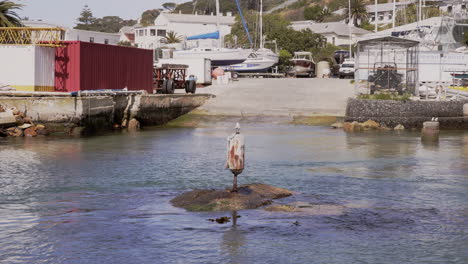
xmin=345 ymin=98 xmax=468 ymax=129
xmin=0 ymin=92 xmax=213 ymax=136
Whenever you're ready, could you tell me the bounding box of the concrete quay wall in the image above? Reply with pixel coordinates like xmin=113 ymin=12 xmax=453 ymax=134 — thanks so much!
xmin=345 ymin=98 xmax=468 ymax=129
xmin=0 ymin=93 xmax=213 ymax=134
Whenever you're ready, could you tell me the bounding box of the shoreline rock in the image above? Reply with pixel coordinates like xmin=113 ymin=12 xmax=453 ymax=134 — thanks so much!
xmin=171 ymin=183 xmax=293 ymax=212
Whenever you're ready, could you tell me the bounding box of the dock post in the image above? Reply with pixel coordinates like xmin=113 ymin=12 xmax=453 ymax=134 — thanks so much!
xmin=421 ymin=120 xmax=439 ymax=143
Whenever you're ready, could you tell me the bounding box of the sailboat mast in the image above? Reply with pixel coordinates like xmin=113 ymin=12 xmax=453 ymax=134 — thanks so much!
xmin=260 ymin=0 xmax=263 ymax=49
xmin=216 ymin=0 xmax=221 ymax=48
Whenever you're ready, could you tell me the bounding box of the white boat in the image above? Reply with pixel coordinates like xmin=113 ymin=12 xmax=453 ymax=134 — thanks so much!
xmin=172 ymin=0 xmax=251 ymax=67
xmin=290 ymin=52 xmax=315 ymax=77
xmin=227 ymin=0 xmax=279 ymax=72
xmin=173 ymin=47 xmax=251 ymax=67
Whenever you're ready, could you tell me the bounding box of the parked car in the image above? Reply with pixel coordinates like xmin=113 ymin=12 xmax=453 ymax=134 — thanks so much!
xmin=338 ymin=60 xmax=355 ymax=79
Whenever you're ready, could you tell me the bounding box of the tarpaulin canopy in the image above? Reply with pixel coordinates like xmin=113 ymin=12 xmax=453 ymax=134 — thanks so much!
xmin=187 ymin=31 xmax=219 ymax=40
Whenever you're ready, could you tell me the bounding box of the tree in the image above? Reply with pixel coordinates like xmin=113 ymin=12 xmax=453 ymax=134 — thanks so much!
xmin=141 ymin=9 xmax=160 ymax=27
xmin=75 ymin=5 xmax=96 ymax=31
xmin=164 ymin=31 xmax=181 ymax=43
xmin=303 ymin=6 xmax=323 ymax=21
xmin=0 ymin=0 xmax=23 ymax=27
xmin=74 ymin=5 xmax=136 ymax=33
xmin=304 ymin=6 xmax=332 ymax=22
xmin=344 ymin=0 xmax=368 ymax=27
xmin=162 ymin=2 xmax=176 ymax=12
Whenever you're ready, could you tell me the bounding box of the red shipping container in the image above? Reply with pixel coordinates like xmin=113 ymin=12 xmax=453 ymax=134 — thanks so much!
xmin=55 ymin=41 xmax=153 ymax=92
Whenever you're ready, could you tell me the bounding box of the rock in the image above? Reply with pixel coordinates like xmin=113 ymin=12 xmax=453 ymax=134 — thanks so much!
xmin=394 ymin=124 xmax=405 ymax=130
xmin=362 ymin=119 xmax=380 ymax=129
xmin=0 ymin=105 xmax=4 ymax=112
xmin=343 ymin=121 xmax=363 ymax=132
xmin=35 ymin=124 xmax=45 ymax=130
xmin=171 ymin=183 xmax=293 ymax=212
xmin=330 ymin=122 xmax=343 ymax=129
xmin=208 ymin=216 xmax=231 ymax=224
xmin=14 ymin=115 xmax=24 ymax=125
xmin=24 ymin=127 xmax=37 ymax=137
xmin=35 ymin=125 xmax=49 ymax=136
xmin=7 ymin=127 xmax=23 ymax=137
xmin=0 ymin=110 xmax=16 ymax=127
xmin=70 ymin=126 xmax=85 ymax=137
xmin=379 ymin=124 xmax=392 ymax=131
xmin=127 ymin=118 xmax=140 ymax=130
xmin=18 ymin=123 xmax=32 ymax=129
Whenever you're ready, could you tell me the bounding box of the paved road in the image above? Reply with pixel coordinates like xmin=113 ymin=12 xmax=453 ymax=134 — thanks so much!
xmin=189 ymin=78 xmax=355 ymax=117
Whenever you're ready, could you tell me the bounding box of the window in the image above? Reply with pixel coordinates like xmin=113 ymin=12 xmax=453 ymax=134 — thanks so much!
xmin=462 ymin=4 xmax=466 ymax=10
xmin=388 ymin=14 xmax=393 ymax=20
xmin=157 ymin=29 xmax=166 ymax=37
xmin=89 ymin=37 xmax=94 ymax=43
xmin=332 ymin=37 xmax=335 ymax=45
xmin=379 ymin=15 xmax=384 ymax=21
xmin=104 ymin=39 xmax=109 ymax=44
xmin=371 ymin=16 xmax=375 ymax=22
xmin=150 ymin=29 xmax=156 ymax=36
xmin=447 ymin=6 xmax=452 ymax=13
xmin=144 ymin=30 xmax=147 ymax=36
xmin=139 ymin=30 xmax=144 ymax=36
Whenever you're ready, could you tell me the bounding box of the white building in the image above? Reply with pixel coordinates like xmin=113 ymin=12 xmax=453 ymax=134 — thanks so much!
xmin=290 ymin=21 xmax=371 ymax=46
xmin=134 ymin=12 xmax=236 ymax=49
xmin=334 ymin=1 xmax=415 ymax=26
xmin=22 ymin=20 xmax=120 ymax=45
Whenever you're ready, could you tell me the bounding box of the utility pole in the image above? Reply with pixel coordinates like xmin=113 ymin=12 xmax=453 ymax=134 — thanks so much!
xmin=392 ymin=0 xmax=396 ymax=29
xmin=260 ymin=0 xmax=263 ymax=50
xmin=215 ymin=0 xmax=221 ymax=48
xmin=349 ymin=0 xmax=352 ymax=58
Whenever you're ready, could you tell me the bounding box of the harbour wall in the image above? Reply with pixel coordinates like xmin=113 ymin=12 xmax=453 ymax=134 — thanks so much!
xmin=345 ymin=98 xmax=468 ymax=129
xmin=0 ymin=93 xmax=214 ymax=134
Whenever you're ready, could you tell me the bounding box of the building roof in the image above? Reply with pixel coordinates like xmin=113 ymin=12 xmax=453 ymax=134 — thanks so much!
xmin=358 ymin=36 xmax=419 ymax=48
xmin=160 ymin=13 xmax=236 ymax=25
xmin=119 ymin=26 xmax=134 ymax=34
xmin=365 ymin=0 xmax=415 ymax=13
xmin=22 ymin=20 xmax=65 ymax=29
xmin=291 ymin=21 xmax=371 ymax=36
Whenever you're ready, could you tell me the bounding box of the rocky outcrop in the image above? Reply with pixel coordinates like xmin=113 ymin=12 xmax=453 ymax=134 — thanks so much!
xmin=171 ymin=183 xmax=293 ymax=212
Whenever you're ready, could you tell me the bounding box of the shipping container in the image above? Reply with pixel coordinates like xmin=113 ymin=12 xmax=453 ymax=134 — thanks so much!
xmin=156 ymin=58 xmax=212 ymax=84
xmin=0 ymin=45 xmax=55 ymax=91
xmin=55 ymin=41 xmax=153 ymax=92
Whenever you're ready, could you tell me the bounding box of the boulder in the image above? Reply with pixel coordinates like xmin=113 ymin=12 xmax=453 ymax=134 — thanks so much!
xmin=7 ymin=127 xmax=23 ymax=137
xmin=343 ymin=121 xmax=363 ymax=132
xmin=70 ymin=126 xmax=85 ymax=137
xmin=24 ymin=127 xmax=37 ymax=137
xmin=394 ymin=124 xmax=405 ymax=130
xmin=171 ymin=183 xmax=293 ymax=212
xmin=362 ymin=120 xmax=380 ymax=129
xmin=127 ymin=118 xmax=140 ymax=130
xmin=330 ymin=122 xmax=343 ymax=129
xmin=0 ymin=110 xmax=16 ymax=127
xmin=35 ymin=125 xmax=49 ymax=136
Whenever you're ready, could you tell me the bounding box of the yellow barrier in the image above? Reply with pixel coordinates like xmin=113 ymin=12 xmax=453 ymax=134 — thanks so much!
xmin=448 ymin=86 xmax=468 ymax=92
xmin=0 ymin=27 xmax=65 ymax=47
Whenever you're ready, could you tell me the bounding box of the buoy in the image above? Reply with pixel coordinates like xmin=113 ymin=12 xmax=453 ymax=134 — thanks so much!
xmin=226 ymin=122 xmax=245 ymax=192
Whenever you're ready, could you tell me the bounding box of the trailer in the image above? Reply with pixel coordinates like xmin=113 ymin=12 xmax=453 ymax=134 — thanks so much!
xmin=153 ymin=64 xmax=197 ymax=94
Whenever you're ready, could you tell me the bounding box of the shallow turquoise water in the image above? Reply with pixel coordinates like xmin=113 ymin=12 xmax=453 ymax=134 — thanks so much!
xmin=0 ymin=124 xmax=467 ymax=264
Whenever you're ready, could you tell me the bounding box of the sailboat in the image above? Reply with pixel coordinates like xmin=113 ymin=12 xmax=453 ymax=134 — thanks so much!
xmin=228 ymin=0 xmax=279 ymax=72
xmin=172 ymin=0 xmax=251 ymax=67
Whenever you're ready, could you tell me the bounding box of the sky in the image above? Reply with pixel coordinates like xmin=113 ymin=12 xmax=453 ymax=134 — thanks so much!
xmin=16 ymin=0 xmax=187 ymax=27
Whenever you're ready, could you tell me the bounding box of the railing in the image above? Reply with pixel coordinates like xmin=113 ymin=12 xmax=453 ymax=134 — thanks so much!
xmin=0 ymin=27 xmax=65 ymax=47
